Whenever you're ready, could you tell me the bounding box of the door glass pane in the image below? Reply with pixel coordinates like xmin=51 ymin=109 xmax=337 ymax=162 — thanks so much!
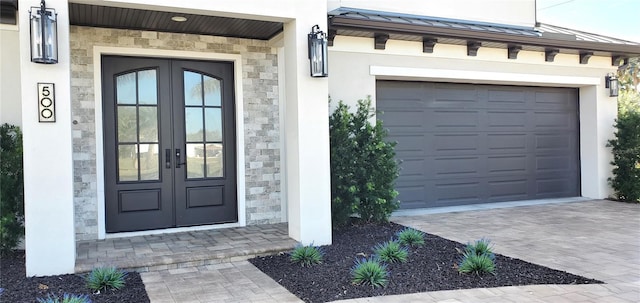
xmin=116 ymin=72 xmax=136 ymax=105
xmin=117 ymin=106 xmax=137 ymax=142
xmin=203 ymin=76 xmax=221 ymax=106
xmin=204 ymin=108 xmax=222 ymax=141
xmin=139 ymin=144 xmax=159 ymax=181
xmin=185 ymin=108 xmax=203 ymax=141
xmin=184 ymin=71 xmax=203 ymax=106
xmin=138 ymin=106 xmax=158 ymax=142
xmin=118 ymin=144 xmax=138 ymax=181
xmin=205 ymin=143 xmax=223 ymax=178
xmin=186 ymin=143 xmax=205 ymax=178
xmin=138 ymin=70 xmax=158 ymax=105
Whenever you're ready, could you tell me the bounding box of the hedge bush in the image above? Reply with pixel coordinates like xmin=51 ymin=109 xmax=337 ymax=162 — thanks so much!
xmin=0 ymin=123 xmax=24 ymax=255
xmin=329 ymin=97 xmax=400 ymax=227
xmin=607 ymin=108 xmax=640 ymax=202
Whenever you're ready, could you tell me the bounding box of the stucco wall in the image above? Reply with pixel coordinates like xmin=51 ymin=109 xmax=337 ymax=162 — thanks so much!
xmin=70 ymin=26 xmax=282 ymax=240
xmin=0 ymin=28 xmax=22 ymax=126
xmin=328 ymin=35 xmax=617 ymax=201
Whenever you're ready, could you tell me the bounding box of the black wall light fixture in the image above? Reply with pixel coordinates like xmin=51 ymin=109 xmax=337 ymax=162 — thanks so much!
xmin=605 ymin=73 xmax=619 ymax=97
xmin=308 ymin=25 xmax=328 ymax=77
xmin=29 ymin=0 xmax=58 ymax=64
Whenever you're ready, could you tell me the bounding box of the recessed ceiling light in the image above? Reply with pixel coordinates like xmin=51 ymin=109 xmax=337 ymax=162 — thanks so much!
xmin=171 ymin=16 xmax=187 ymax=22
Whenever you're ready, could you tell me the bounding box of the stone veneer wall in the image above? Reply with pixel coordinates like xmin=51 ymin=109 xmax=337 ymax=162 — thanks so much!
xmin=70 ymin=26 xmax=282 ymax=240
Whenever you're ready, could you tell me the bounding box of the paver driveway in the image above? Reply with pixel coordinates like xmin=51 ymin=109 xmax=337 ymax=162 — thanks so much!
xmin=142 ymin=200 xmax=640 ymax=302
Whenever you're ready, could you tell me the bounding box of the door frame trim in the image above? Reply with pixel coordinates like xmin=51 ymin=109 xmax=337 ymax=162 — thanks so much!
xmin=93 ymin=46 xmax=246 ymax=239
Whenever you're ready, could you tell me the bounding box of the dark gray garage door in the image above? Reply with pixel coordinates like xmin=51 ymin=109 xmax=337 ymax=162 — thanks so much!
xmin=377 ymin=81 xmax=580 ymax=209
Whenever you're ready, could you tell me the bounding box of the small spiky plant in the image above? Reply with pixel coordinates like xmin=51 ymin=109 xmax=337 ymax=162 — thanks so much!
xmin=351 ymin=257 xmax=389 ymax=288
xmin=396 ymin=228 xmax=426 ymax=247
xmin=372 ymin=240 xmax=409 ymax=263
xmin=290 ymin=244 xmax=324 ymax=267
xmin=85 ymin=267 xmax=127 ymax=292
xmin=37 ymin=293 xmax=92 ymax=303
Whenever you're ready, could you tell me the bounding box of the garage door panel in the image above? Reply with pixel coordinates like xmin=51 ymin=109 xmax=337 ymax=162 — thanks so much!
xmin=432 ymin=110 xmax=480 ymax=129
xmin=432 ymin=180 xmax=482 ymax=206
xmin=534 ymin=111 xmax=575 ymax=128
xmin=433 ymin=156 xmax=482 ymax=178
xmin=378 ymin=109 xmax=424 ymax=129
xmin=534 ymin=91 xmax=577 ymax=110
xmin=398 ymin=158 xmax=425 ymax=178
xmin=433 ymin=134 xmax=480 ymax=153
xmin=377 ymin=80 xmax=579 ymax=209
xmin=487 ymin=134 xmax=528 ymax=152
xmin=487 ymin=111 xmax=528 ymax=128
xmin=487 ymin=89 xmax=527 ymax=106
xmin=487 ymin=155 xmax=528 ymax=175
xmin=487 ymin=179 xmax=529 ymax=201
xmin=392 ymin=134 xmax=427 ymax=158
xmin=535 ymin=133 xmax=573 ymax=150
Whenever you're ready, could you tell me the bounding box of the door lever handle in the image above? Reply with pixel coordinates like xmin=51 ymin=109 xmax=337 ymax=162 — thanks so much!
xmin=175 ymin=148 xmax=186 ymax=168
xmin=165 ymin=149 xmax=171 ymax=168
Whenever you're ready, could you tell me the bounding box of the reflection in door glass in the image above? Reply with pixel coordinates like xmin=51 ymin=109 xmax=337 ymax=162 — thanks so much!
xmin=186 ymin=143 xmax=205 ymax=178
xmin=139 ymin=144 xmax=159 ymax=180
xmin=184 ymin=70 xmax=224 ymax=179
xmin=118 ymin=144 xmax=138 ymax=181
xmin=138 ymin=70 xmax=158 ymax=105
xmin=184 ymin=71 xmax=203 ymax=106
xmin=115 ymin=69 xmax=160 ymax=182
xmin=203 ymin=76 xmax=221 ymax=106
xmin=116 ymin=73 xmax=136 ymax=105
xmin=205 ymin=143 xmax=223 ymax=177
xmin=185 ymin=108 xmax=204 ymax=141
xmin=117 ymin=106 xmax=137 ymax=142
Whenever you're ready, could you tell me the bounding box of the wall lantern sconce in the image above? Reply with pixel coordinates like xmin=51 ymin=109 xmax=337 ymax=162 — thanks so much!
xmin=29 ymin=0 xmax=58 ymax=64
xmin=308 ymin=25 xmax=328 ymax=77
xmin=605 ymin=73 xmax=619 ymax=97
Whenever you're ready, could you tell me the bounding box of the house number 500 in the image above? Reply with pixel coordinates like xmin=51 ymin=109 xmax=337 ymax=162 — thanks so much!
xmin=38 ymin=83 xmax=56 ymax=122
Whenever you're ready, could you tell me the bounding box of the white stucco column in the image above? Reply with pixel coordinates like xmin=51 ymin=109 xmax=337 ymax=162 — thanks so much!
xmin=579 ymin=85 xmax=617 ymax=199
xmin=19 ymin=0 xmax=75 ymax=276
xmin=283 ymin=4 xmax=332 ymax=245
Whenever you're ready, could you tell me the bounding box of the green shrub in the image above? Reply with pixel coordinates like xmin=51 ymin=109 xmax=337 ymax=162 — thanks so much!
xmin=290 ymin=244 xmax=324 ymax=267
xmin=458 ymin=238 xmax=496 ymax=275
xmin=329 ymin=97 xmax=400 ymax=227
xmin=458 ymin=252 xmax=496 ymax=275
xmin=607 ymin=109 xmax=640 ymax=202
xmin=351 ymin=257 xmax=388 ymax=288
xmin=329 ymin=101 xmax=358 ymax=227
xmin=464 ymin=238 xmax=494 ymax=258
xmin=0 ymin=124 xmax=24 ymax=255
xmin=86 ymin=267 xmax=126 ymax=292
xmin=396 ymin=228 xmax=425 ymax=247
xmin=372 ymin=240 xmax=408 ymax=263
xmin=37 ymin=293 xmax=91 ymax=303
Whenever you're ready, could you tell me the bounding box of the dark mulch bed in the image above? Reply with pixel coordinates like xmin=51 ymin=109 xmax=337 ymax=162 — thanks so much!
xmin=0 ymin=251 xmax=150 ymax=303
xmin=250 ymin=221 xmax=603 ymax=303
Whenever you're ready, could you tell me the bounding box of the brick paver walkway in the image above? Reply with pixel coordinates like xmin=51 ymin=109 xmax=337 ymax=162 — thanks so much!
xmin=138 ymin=200 xmax=639 ymax=302
xmin=75 ymin=223 xmax=296 ymax=273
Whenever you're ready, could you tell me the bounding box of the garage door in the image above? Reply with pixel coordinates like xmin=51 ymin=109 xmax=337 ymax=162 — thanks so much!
xmin=377 ymin=81 xmax=580 ymax=209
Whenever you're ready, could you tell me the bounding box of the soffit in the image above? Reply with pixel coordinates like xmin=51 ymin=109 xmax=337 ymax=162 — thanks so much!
xmin=68 ymin=3 xmax=283 ymax=40
xmin=329 ymin=8 xmax=640 ymax=58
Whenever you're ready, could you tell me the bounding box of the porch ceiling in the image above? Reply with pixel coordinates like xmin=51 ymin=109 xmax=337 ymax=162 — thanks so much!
xmin=68 ymin=3 xmax=283 ymax=40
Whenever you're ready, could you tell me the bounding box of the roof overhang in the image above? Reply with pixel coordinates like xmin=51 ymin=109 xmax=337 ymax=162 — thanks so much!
xmin=68 ymin=3 xmax=284 ymax=40
xmin=329 ymin=8 xmax=640 ymax=63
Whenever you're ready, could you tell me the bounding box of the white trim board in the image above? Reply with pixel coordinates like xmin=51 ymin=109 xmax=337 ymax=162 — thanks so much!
xmin=92 ymin=46 xmax=246 ymax=239
xmin=369 ymin=66 xmax=600 ymax=87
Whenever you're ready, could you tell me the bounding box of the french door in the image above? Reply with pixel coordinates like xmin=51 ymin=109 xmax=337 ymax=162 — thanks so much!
xmin=102 ymin=56 xmax=237 ymax=232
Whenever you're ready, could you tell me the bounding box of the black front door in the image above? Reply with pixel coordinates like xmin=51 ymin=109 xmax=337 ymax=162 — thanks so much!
xmin=102 ymin=56 xmax=237 ymax=233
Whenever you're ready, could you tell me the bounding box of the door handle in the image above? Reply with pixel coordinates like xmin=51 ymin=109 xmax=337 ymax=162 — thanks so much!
xmin=175 ymin=148 xmax=186 ymax=168
xmin=165 ymin=149 xmax=171 ymax=169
